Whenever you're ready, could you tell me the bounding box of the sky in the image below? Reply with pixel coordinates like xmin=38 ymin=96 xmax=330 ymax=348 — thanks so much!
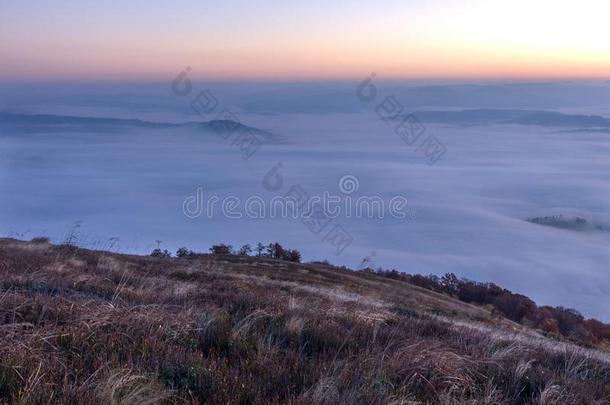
xmin=1 ymin=0 xmax=610 ymax=81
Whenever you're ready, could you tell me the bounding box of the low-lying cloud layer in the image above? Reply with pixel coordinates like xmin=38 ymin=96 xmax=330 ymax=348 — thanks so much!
xmin=1 ymin=82 xmax=609 ymax=320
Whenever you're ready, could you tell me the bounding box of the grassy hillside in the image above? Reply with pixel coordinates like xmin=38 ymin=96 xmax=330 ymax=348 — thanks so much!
xmin=1 ymin=238 xmax=609 ymax=404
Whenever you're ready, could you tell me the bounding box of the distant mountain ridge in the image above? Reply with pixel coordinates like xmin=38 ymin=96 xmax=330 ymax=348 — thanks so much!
xmin=410 ymin=108 xmax=610 ymax=128
xmin=239 ymin=82 xmax=610 ymax=113
xmin=0 ymin=111 xmax=175 ymax=128
xmin=0 ymin=111 xmax=281 ymax=142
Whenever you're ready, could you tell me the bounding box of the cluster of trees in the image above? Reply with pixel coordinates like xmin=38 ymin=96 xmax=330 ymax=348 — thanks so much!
xmin=150 ymin=248 xmax=171 ymax=258
xmin=363 ymin=268 xmax=610 ymax=346
xmin=151 ymin=242 xmax=301 ymax=263
xmin=209 ymin=242 xmax=301 ymax=263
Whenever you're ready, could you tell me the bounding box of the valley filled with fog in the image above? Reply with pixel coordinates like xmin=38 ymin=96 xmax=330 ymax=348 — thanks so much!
xmin=1 ymin=81 xmax=609 ymax=319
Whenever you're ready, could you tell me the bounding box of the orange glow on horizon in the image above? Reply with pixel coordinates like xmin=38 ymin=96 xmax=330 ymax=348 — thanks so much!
xmin=1 ymin=1 xmax=609 ymax=82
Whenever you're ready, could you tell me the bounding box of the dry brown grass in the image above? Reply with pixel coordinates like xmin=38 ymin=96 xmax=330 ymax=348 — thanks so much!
xmin=0 ymin=237 xmax=609 ymax=404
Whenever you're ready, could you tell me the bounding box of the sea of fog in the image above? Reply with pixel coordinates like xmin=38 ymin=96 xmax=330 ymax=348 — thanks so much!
xmin=1 ymin=81 xmax=609 ymax=320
